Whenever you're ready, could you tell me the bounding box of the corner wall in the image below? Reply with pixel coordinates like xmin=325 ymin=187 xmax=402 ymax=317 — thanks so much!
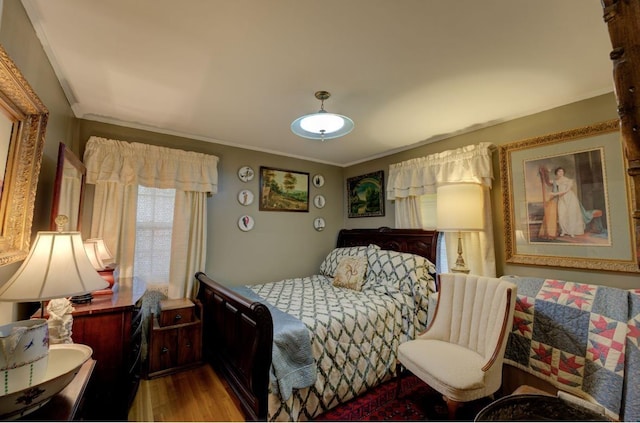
xmin=346 ymin=93 xmax=640 ymax=289
xmin=76 ymin=120 xmax=344 ymax=286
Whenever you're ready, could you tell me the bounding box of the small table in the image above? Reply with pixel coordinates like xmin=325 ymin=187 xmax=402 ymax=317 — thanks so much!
xmin=475 ymin=392 xmax=608 ymax=421
xmin=20 ymin=358 xmax=96 ymax=421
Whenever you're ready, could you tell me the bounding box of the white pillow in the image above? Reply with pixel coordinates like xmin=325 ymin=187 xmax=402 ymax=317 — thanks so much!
xmin=319 ymin=244 xmax=380 ymax=277
xmin=364 ymin=248 xmax=436 ymax=294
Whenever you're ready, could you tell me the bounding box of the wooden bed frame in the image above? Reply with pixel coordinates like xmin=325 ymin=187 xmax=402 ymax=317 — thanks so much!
xmin=195 ymin=227 xmax=439 ymax=421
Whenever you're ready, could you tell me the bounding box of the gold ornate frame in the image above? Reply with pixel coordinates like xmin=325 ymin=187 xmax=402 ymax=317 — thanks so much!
xmin=499 ymin=120 xmax=638 ymax=272
xmin=0 ymin=44 xmax=49 ymax=266
xmin=258 ymin=166 xmax=309 ymax=212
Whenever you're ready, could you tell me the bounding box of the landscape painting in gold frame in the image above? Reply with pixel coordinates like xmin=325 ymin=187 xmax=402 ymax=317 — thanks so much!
xmin=259 ymin=166 xmax=309 ymax=212
xmin=499 ymin=119 xmax=638 ymax=272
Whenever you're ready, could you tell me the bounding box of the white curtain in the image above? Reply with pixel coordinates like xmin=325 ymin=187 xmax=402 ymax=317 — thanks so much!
xmin=394 ymin=197 xmax=423 ymax=228
xmin=388 ymin=142 xmax=496 ymax=276
xmin=84 ymin=136 xmax=218 ymax=298
xmin=169 ymin=190 xmax=207 ymax=299
xmin=90 ymin=181 xmax=138 ymax=278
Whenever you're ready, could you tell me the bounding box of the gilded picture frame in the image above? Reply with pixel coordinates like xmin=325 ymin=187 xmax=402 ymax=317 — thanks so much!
xmin=0 ymin=44 xmax=49 ymax=266
xmin=347 ymin=170 xmax=385 ymax=218
xmin=259 ymin=166 xmax=309 ymax=212
xmin=499 ymin=119 xmax=638 ymax=272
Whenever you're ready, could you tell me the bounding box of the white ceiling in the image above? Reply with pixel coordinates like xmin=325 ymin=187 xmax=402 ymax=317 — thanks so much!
xmin=22 ymin=0 xmax=614 ymax=166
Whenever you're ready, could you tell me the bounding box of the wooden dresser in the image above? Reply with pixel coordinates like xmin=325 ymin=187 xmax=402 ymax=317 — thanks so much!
xmin=34 ymin=277 xmax=146 ymax=420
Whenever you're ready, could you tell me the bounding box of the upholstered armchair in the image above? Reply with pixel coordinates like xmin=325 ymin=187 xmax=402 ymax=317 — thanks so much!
xmin=397 ymin=273 xmax=517 ymax=419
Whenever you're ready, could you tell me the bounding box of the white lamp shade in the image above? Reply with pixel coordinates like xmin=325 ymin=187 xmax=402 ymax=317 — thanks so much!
xmin=84 ymin=238 xmax=115 ymax=268
xmin=84 ymin=241 xmax=106 ymax=270
xmin=0 ymin=231 xmax=109 ymax=302
xmin=436 ymin=183 xmax=484 ymax=232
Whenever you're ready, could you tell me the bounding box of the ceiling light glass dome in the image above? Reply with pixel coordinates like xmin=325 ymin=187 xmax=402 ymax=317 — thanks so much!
xmin=291 ymin=91 xmax=354 ymax=141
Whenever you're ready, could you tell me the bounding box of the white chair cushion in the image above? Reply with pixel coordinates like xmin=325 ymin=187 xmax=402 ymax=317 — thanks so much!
xmin=398 ymin=338 xmax=485 ymax=393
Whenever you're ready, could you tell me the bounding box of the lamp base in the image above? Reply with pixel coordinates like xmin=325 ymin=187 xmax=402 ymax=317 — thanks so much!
xmin=70 ymin=293 xmax=93 ymax=304
xmin=452 ymin=232 xmax=470 ymax=274
xmin=92 ymin=268 xmax=115 ymax=296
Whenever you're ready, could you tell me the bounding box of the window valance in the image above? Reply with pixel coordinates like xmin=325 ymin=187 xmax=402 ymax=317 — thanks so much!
xmin=84 ymin=136 xmax=219 ymax=193
xmin=387 ymin=142 xmax=494 ymax=200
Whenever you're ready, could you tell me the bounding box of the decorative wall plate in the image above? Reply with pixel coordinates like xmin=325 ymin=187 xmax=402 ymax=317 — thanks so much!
xmin=312 ymin=174 xmax=325 ymax=188
xmin=238 ymin=215 xmax=255 ymax=231
xmin=313 ymin=217 xmax=326 ymax=231
xmin=238 ymin=166 xmax=255 ymax=182
xmin=238 ymin=189 xmax=254 ymax=206
xmin=313 ymin=194 xmax=326 ymax=209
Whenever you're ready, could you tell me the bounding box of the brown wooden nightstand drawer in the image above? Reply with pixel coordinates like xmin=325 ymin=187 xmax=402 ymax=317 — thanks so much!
xmin=159 ymin=298 xmax=195 ymax=326
xmin=146 ymin=300 xmax=203 ymax=379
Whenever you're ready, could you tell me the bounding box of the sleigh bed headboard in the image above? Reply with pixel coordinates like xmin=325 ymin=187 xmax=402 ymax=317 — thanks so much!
xmin=336 ymin=227 xmax=439 ymax=263
xmin=196 ymin=227 xmax=439 ymax=421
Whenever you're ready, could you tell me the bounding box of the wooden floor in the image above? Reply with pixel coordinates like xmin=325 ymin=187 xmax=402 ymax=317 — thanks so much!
xmin=128 ymin=364 xmax=245 ymax=422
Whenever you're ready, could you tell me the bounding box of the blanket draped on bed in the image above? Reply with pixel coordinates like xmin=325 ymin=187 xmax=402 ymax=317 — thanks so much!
xmin=502 ymin=276 xmax=640 ymax=421
xmin=232 ymin=286 xmax=316 ymax=401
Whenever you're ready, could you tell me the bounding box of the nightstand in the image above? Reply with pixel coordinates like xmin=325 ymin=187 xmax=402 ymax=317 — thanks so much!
xmin=146 ymin=298 xmax=203 ymax=378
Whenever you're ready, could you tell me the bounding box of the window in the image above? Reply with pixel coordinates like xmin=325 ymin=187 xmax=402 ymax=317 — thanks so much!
xmin=134 ymin=186 xmax=175 ymax=284
xmin=419 ymin=193 xmax=449 ymax=273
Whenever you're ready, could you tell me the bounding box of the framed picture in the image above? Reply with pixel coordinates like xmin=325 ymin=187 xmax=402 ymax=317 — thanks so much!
xmin=499 ymin=119 xmax=638 ymax=272
xmin=0 ymin=45 xmax=49 ymax=266
xmin=259 ymin=166 xmax=309 ymax=212
xmin=347 ymin=170 xmax=385 ymax=218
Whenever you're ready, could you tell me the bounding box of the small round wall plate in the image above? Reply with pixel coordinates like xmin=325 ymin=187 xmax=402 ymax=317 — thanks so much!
xmin=313 ymin=217 xmax=326 ymax=231
xmin=238 ymin=166 xmax=255 ymax=182
xmin=238 ymin=189 xmax=254 ymax=206
xmin=312 ymin=174 xmax=325 ymax=188
xmin=313 ymin=194 xmax=326 ymax=209
xmin=238 ymin=215 xmax=255 ymax=231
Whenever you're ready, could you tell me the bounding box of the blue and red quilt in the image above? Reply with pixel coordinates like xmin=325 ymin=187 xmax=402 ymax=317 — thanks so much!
xmin=503 ymin=277 xmax=640 ymax=421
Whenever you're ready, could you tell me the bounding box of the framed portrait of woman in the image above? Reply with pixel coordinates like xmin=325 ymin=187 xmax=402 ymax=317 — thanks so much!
xmin=499 ymin=119 xmax=638 ymax=272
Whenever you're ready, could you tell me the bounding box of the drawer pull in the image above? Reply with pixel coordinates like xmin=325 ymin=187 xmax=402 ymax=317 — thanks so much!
xmin=174 ymin=314 xmax=182 ymax=321
xmin=161 ymin=347 xmax=169 ymax=354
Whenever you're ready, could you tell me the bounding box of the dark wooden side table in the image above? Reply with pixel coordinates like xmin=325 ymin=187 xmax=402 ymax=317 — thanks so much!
xmin=21 ymin=358 xmax=96 ymax=421
xmin=32 ymin=276 xmax=146 ymax=420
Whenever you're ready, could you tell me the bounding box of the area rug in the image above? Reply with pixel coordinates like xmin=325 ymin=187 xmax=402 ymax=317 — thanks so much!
xmin=314 ymin=374 xmax=492 ymax=421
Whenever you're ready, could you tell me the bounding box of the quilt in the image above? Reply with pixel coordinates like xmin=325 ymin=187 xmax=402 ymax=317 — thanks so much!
xmin=625 ymin=289 xmax=640 ymax=422
xmin=250 ymin=273 xmax=426 ymax=421
xmin=503 ymin=276 xmax=640 ymax=421
xmin=232 ymin=285 xmax=315 ymax=401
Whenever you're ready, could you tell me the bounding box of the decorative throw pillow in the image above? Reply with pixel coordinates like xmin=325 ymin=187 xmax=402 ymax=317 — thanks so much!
xmin=332 ymin=257 xmax=368 ymax=291
xmin=319 ymin=244 xmax=379 ymax=277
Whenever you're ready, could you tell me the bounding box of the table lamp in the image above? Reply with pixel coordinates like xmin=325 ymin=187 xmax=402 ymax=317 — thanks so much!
xmin=84 ymin=238 xmax=116 ymax=294
xmin=436 ymin=183 xmax=484 ymax=273
xmin=0 ymin=215 xmax=109 ymax=312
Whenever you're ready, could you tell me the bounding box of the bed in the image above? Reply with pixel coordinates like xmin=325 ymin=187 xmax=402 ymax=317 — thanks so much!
xmin=196 ymin=227 xmax=439 ymax=421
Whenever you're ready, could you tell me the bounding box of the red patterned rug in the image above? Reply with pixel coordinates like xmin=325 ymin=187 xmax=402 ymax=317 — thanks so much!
xmin=314 ymin=375 xmax=492 ymax=421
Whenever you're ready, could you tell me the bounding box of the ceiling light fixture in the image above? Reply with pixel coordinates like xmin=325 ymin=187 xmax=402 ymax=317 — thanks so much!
xmin=291 ymin=90 xmax=354 ymax=141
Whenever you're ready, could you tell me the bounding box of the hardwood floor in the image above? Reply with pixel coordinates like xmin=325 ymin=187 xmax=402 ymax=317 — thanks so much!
xmin=128 ymin=363 xmax=245 ymax=422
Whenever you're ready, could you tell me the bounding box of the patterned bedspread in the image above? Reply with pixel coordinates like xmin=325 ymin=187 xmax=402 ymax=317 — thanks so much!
xmin=250 ymin=273 xmax=428 ymax=421
xmin=503 ymin=276 xmax=640 ymax=421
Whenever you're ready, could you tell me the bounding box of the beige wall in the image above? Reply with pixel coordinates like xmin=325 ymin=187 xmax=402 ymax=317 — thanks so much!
xmin=346 ymin=93 xmax=640 ymax=290
xmin=76 ymin=120 xmax=344 ymax=286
